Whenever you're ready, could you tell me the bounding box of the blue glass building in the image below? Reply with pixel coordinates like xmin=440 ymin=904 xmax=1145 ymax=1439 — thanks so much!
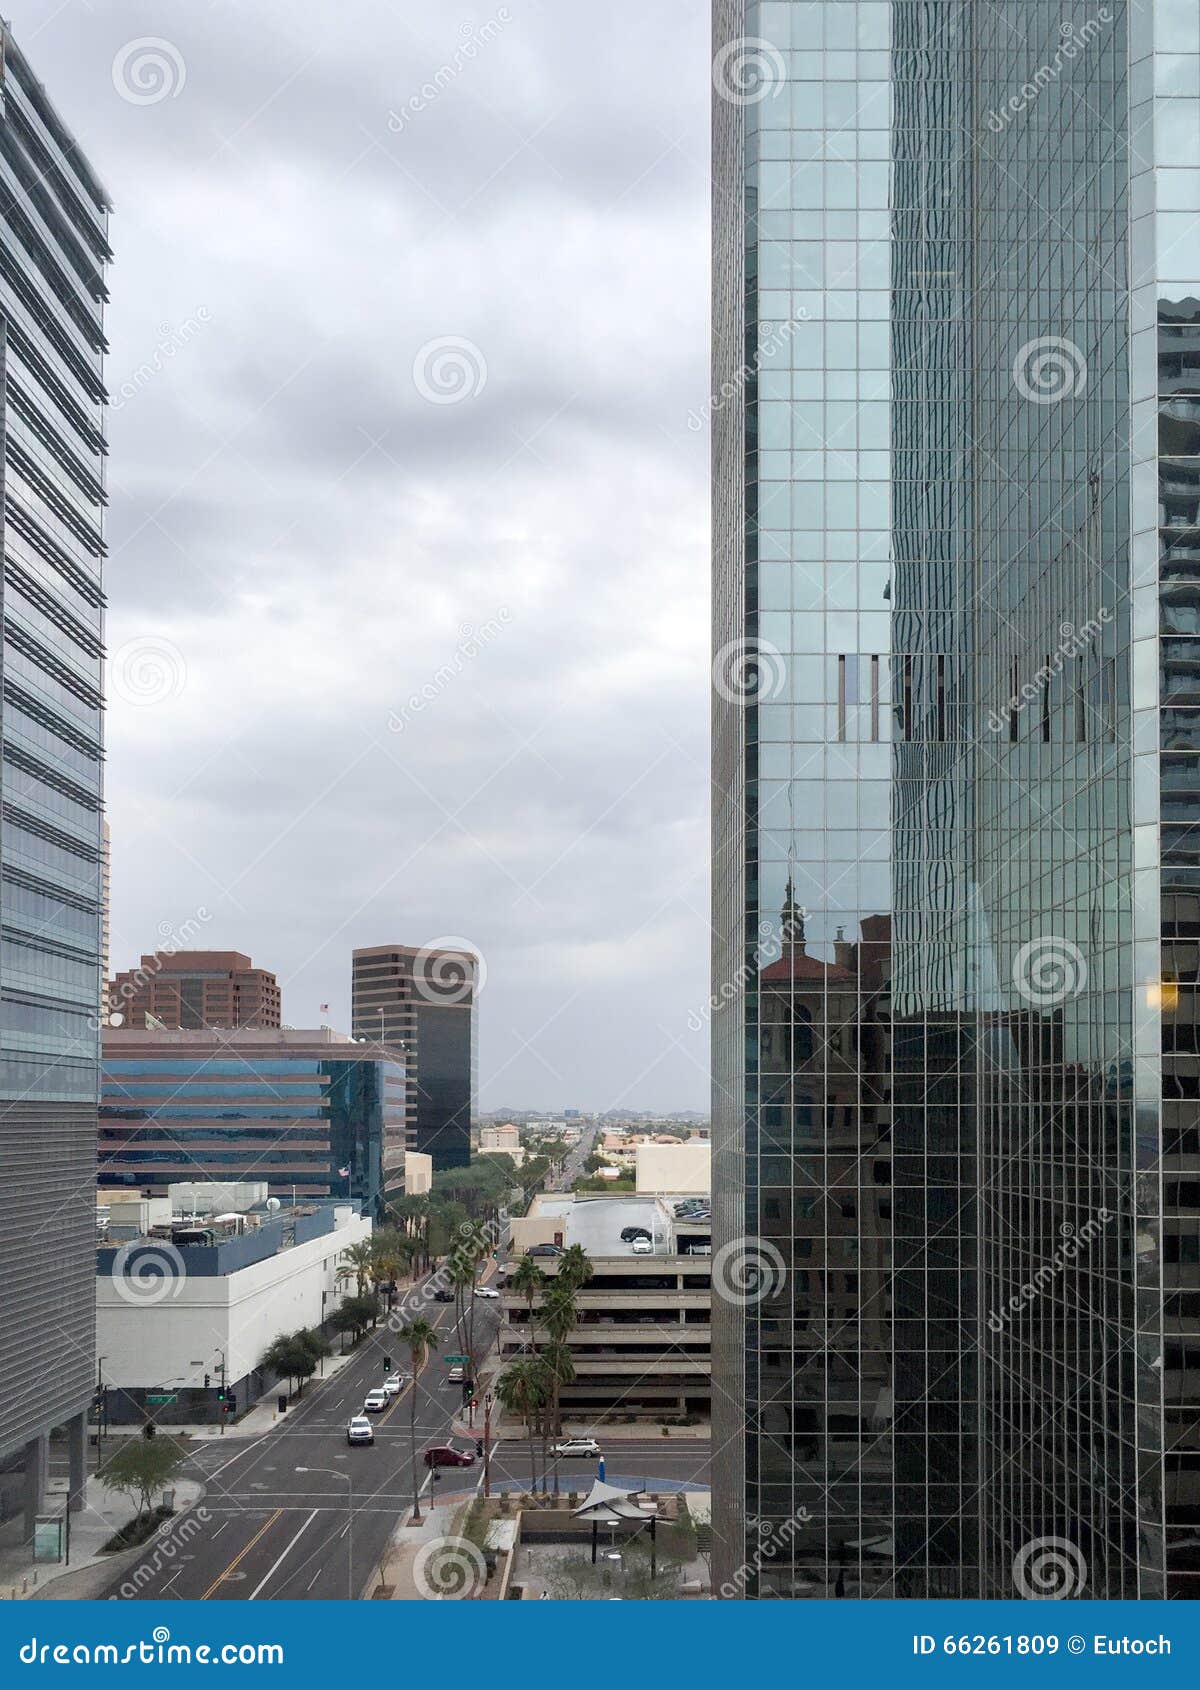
xmin=712 ymin=0 xmax=1200 ymax=1599
xmin=0 ymin=26 xmax=109 ymax=1537
xmin=100 ymin=1030 xmax=409 ymax=1219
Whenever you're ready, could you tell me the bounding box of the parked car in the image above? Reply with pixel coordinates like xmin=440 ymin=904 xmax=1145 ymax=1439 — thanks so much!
xmin=631 ymin=1237 xmax=654 ymax=1255
xmin=526 ymin=1243 xmax=563 ymax=1258
xmin=423 ymin=1445 xmax=475 ymax=1468
xmin=432 ymin=1287 xmax=455 ymax=1303
xmin=362 ymin=1389 xmax=389 ymax=1413
xmin=620 ymin=1226 xmax=652 ymax=1243
xmin=552 ymin=1437 xmax=601 ymax=1459
xmin=346 ymin=1415 xmax=374 ymax=1446
xmin=473 ymin=1284 xmax=500 ymax=1299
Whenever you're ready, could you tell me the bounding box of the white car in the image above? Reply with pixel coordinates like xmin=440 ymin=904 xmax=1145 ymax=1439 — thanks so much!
xmin=347 ymin=1415 xmax=374 ymax=1446
xmin=381 ymin=1373 xmax=408 ymax=1396
xmin=631 ymin=1237 xmax=654 ymax=1255
xmin=362 ymin=1389 xmax=389 ymax=1413
xmin=553 ymin=1438 xmax=601 ymax=1459
xmin=473 ymin=1285 xmax=500 ymax=1299
xmin=446 ymin=1365 xmax=465 ymax=1383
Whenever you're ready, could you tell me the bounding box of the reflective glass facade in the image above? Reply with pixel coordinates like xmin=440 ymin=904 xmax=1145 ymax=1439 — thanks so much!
xmin=0 ymin=27 xmax=108 ymax=1478
xmin=100 ymin=1039 xmax=409 ymax=1218
xmin=713 ymin=0 xmax=1198 ymax=1599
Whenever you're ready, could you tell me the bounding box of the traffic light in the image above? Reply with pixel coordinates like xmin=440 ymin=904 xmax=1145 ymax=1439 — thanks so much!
xmin=224 ymin=1398 xmax=236 ymax=1415
xmin=383 ymin=1356 xmax=391 ymax=1371
xmin=204 ymin=1373 xmax=211 ymax=1389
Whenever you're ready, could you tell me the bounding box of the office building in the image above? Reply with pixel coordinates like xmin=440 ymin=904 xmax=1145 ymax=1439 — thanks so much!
xmin=352 ymin=943 xmax=475 ymax=1169
xmin=711 ymin=1 xmax=1196 ymax=1598
xmin=97 ymin=1200 xmax=371 ymax=1425
xmin=0 ymin=27 xmax=110 ymax=1540
xmin=99 ymin=1027 xmax=408 ymax=1216
xmin=501 ymin=1195 xmax=711 ymax=1420
xmin=108 ymin=948 xmax=281 ymax=1030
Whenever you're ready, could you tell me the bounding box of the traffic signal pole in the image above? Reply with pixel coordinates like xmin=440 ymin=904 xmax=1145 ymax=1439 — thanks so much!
xmin=483 ymin=1393 xmax=492 ymax=1499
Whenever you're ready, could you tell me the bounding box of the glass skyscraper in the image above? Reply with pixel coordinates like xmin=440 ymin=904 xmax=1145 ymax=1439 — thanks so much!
xmin=0 ymin=28 xmax=109 ymax=1533
xmin=712 ymin=0 xmax=1199 ymax=1599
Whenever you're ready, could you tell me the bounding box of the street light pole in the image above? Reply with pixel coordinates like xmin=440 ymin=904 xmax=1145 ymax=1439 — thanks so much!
xmin=296 ymin=1467 xmax=353 ymax=1599
xmin=483 ymin=1391 xmax=492 ymax=1499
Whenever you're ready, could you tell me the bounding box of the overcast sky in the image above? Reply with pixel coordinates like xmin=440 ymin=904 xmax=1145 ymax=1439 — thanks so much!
xmin=20 ymin=1 xmax=711 ymax=1112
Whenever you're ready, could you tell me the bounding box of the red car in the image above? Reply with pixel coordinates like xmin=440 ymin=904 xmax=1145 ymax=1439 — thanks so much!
xmin=423 ymin=1444 xmax=475 ymax=1469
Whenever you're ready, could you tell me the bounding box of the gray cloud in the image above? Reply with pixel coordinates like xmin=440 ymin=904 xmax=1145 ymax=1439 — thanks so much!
xmin=21 ymin=0 xmax=710 ymax=1109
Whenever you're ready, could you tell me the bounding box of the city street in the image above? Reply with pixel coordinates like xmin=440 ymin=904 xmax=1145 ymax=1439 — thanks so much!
xmin=484 ymin=1439 xmax=710 ymax=1497
xmin=107 ymin=1278 xmax=502 ymax=1602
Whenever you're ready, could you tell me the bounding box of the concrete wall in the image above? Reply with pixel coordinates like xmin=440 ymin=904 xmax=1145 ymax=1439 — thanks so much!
xmin=96 ymin=1213 xmax=372 ymax=1389
xmin=404 ymin=1151 xmax=433 ymax=1195
xmin=635 ymin=1142 xmax=711 ymax=1195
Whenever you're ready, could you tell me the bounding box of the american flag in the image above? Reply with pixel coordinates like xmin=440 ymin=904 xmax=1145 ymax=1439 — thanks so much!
xmin=338 ymin=1165 xmax=350 ymax=1178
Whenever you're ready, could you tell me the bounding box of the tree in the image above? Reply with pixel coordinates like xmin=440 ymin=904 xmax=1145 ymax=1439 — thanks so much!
xmin=496 ymin=1356 xmax=548 ymax=1494
xmin=337 ymin=1240 xmax=375 ymax=1297
xmin=542 ymin=1287 xmax=578 ymax=1442
xmin=259 ymin=1332 xmax=319 ymax=1396
xmin=327 ymin=1304 xmax=360 ymax=1354
xmin=398 ymin=1317 xmax=440 ymax=1523
xmin=339 ymin=1292 xmax=383 ymax=1337
xmin=296 ymin=1327 xmax=333 ymax=1376
xmin=100 ymin=1437 xmax=187 ymax=1521
xmin=542 ymin=1339 xmax=576 ymax=1482
xmin=557 ymin=1244 xmax=594 ymax=1292
xmin=508 ymin=1255 xmax=545 ymax=1353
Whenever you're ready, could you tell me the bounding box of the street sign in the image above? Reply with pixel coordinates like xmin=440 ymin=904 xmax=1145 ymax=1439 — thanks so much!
xmin=444 ymin=1354 xmax=468 ymax=1365
xmin=146 ymin=1394 xmax=177 ymax=1404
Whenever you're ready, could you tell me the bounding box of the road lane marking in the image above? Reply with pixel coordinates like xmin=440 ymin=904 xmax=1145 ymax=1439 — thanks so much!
xmin=248 ymin=1508 xmax=319 ymax=1600
xmin=200 ymin=1509 xmax=282 ymax=1600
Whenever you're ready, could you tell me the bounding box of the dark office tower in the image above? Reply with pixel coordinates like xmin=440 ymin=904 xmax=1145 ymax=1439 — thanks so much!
xmin=352 ymin=944 xmax=476 ymax=1170
xmin=0 ymin=29 xmax=110 ymax=1537
xmin=109 ymin=949 xmax=282 ymax=1029
xmin=712 ymin=1 xmax=1195 ymax=1599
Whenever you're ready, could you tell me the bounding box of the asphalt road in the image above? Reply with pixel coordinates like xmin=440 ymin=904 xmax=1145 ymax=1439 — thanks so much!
xmin=107 ymin=1274 xmax=503 ymax=1602
xmin=483 ymin=1439 xmax=710 ymax=1496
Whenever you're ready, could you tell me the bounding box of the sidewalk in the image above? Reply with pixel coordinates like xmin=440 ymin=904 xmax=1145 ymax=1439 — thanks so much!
xmin=141 ymin=1344 xmax=367 ymax=1441
xmin=0 ymin=1474 xmax=205 ymax=1601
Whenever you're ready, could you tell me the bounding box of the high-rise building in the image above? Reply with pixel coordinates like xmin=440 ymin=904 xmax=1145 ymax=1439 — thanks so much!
xmin=108 ymin=949 xmax=282 ymax=1030
xmin=0 ymin=28 xmax=110 ymax=1539
xmin=351 ymin=944 xmax=475 ymax=1169
xmin=99 ymin=1027 xmax=409 ymax=1216
xmin=711 ymin=1 xmax=1196 ymax=1600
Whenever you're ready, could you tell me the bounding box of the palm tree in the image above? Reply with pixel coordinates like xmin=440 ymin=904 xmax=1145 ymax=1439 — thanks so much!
xmin=508 ymin=1255 xmax=545 ymax=1353
xmin=541 ymin=1286 xmax=578 ymax=1434
xmin=557 ymin=1244 xmax=593 ymax=1292
xmin=542 ymin=1340 xmax=576 ymax=1490
xmin=496 ymin=1357 xmax=548 ymax=1494
xmin=448 ymin=1252 xmax=475 ymax=1353
xmin=337 ymin=1240 xmax=375 ymax=1297
xmin=398 ymin=1316 xmax=439 ymax=1522
xmin=371 ymin=1252 xmax=403 ymax=1311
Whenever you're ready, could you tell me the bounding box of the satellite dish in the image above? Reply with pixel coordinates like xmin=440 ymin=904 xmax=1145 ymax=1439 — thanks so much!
xmin=264 ymin=1197 xmax=281 ymax=1211
xmin=107 ymin=1012 xmax=125 ymax=1027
